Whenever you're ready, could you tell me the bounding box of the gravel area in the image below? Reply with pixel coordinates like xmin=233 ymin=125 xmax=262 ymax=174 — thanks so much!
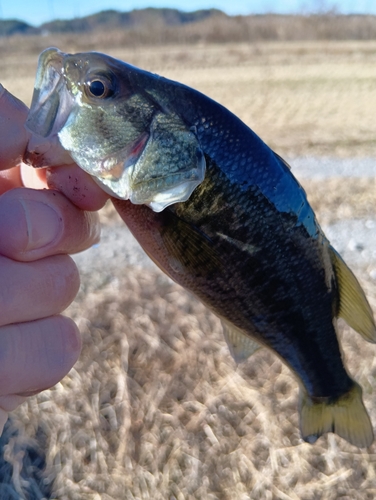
xmin=324 ymin=219 xmax=376 ymax=273
xmin=289 ymin=156 xmax=376 ymax=273
xmin=289 ymin=156 xmax=376 ymax=179
xmin=72 ymin=224 xmax=154 ymax=275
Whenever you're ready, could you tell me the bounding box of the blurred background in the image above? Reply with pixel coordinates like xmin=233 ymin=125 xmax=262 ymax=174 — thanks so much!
xmin=1 ymin=1 xmax=376 ymax=499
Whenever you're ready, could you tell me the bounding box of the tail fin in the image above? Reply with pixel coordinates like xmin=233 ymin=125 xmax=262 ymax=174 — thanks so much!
xmin=299 ymin=382 xmax=374 ymax=448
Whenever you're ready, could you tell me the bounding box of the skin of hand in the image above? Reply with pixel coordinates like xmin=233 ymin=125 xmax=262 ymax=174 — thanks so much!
xmin=0 ymin=84 xmax=109 ymax=433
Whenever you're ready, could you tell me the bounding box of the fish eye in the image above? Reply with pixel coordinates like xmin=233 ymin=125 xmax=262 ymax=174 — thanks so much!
xmin=86 ymin=75 xmax=115 ymax=99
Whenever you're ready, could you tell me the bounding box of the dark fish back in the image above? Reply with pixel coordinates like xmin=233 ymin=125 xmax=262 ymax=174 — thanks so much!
xmin=164 ymin=154 xmax=351 ymax=400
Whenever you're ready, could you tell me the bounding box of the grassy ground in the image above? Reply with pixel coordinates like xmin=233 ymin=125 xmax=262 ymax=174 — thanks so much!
xmin=3 ymin=37 xmax=376 ymax=157
xmin=1 ymin=38 xmax=376 ymax=498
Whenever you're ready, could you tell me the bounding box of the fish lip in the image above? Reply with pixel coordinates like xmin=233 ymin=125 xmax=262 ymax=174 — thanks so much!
xmin=24 ymin=48 xmax=75 ymax=167
xmin=23 ymin=132 xmax=73 ymax=168
xmin=26 ymin=48 xmax=65 ymax=137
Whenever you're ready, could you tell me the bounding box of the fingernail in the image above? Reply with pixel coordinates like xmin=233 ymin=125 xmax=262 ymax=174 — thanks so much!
xmin=20 ymin=199 xmax=62 ymax=250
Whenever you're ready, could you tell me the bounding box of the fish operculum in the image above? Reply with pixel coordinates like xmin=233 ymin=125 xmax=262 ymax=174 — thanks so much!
xmin=120 ymin=113 xmax=206 ymax=211
xmin=79 ymin=113 xmax=207 ymax=212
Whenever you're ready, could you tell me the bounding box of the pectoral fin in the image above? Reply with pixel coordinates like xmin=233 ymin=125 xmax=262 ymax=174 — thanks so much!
xmin=299 ymin=382 xmax=374 ymax=448
xmin=330 ymin=246 xmax=376 ymax=343
xmin=222 ymin=321 xmax=261 ymax=363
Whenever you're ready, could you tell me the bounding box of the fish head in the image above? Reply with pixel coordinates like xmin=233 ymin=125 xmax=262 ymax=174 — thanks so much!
xmin=25 ymin=48 xmax=206 ymax=211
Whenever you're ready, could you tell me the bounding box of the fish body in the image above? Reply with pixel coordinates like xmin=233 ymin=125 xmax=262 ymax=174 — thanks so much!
xmin=25 ymin=48 xmax=376 ymax=447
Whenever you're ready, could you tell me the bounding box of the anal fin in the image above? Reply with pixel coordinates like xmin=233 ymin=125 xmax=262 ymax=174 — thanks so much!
xmin=330 ymin=246 xmax=376 ymax=343
xmin=299 ymin=382 xmax=374 ymax=448
xmin=222 ymin=321 xmax=261 ymax=363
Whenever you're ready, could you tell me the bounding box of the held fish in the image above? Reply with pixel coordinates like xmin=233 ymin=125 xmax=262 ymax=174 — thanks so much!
xmin=25 ymin=48 xmax=376 ymax=447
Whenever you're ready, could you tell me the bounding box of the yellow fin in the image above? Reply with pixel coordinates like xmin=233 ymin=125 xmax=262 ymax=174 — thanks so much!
xmin=330 ymin=246 xmax=376 ymax=343
xmin=221 ymin=321 xmax=261 ymax=363
xmin=299 ymin=382 xmax=374 ymax=448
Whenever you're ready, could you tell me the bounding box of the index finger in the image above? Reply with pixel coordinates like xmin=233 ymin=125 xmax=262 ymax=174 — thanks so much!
xmin=0 ymin=85 xmax=30 ymax=171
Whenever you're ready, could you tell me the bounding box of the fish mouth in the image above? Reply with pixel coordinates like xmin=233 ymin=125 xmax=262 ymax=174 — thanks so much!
xmin=24 ymin=48 xmax=75 ymax=167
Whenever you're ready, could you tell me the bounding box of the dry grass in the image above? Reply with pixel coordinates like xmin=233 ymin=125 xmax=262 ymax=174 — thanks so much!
xmin=3 ymin=38 xmax=376 ymax=157
xmin=1 ymin=38 xmax=376 ymax=498
xmin=4 ymin=256 xmax=376 ymax=499
xmin=304 ymin=178 xmax=376 ymax=226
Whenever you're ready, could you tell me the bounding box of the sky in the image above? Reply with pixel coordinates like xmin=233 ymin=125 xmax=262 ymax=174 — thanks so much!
xmin=1 ymin=0 xmax=376 ymax=27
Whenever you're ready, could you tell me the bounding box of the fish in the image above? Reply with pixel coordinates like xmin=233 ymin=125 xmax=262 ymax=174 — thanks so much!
xmin=24 ymin=47 xmax=376 ymax=447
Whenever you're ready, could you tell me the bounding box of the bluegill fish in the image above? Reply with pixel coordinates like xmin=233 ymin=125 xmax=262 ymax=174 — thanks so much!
xmin=25 ymin=48 xmax=376 ymax=447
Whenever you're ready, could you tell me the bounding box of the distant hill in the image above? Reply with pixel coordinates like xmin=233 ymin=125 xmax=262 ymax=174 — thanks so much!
xmin=42 ymin=8 xmax=225 ymax=33
xmin=1 ymin=9 xmax=376 ymax=41
xmin=0 ymin=8 xmax=225 ymax=36
xmin=0 ymin=19 xmax=38 ymax=36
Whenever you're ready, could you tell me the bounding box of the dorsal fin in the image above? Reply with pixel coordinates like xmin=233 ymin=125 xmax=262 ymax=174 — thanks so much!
xmin=221 ymin=321 xmax=261 ymax=363
xmin=273 ymin=150 xmax=292 ymax=171
xmin=329 ymin=246 xmax=376 ymax=343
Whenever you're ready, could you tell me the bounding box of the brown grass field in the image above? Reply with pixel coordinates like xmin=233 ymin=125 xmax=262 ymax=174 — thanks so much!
xmin=1 ymin=35 xmax=376 ymax=499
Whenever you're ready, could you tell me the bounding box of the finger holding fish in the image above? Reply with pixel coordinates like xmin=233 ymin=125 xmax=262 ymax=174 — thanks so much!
xmin=0 ymin=81 xmax=105 ymax=208
xmin=45 ymin=164 xmax=110 ymax=211
xmin=0 ymin=84 xmax=30 ymax=172
xmin=0 ymin=83 xmax=106 ymax=432
xmin=0 ymin=84 xmax=30 ymax=193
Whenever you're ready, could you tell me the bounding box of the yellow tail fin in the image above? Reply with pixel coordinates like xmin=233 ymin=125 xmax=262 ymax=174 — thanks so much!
xmin=299 ymin=382 xmax=374 ymax=448
xmin=330 ymin=246 xmax=376 ymax=343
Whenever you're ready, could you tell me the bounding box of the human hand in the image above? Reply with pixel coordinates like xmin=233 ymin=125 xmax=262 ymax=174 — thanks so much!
xmin=0 ymin=85 xmax=107 ymax=432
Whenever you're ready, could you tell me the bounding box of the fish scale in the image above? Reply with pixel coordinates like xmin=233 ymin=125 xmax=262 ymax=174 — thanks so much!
xmin=171 ymin=156 xmax=341 ymax=389
xmin=142 ymin=74 xmax=314 ymax=232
